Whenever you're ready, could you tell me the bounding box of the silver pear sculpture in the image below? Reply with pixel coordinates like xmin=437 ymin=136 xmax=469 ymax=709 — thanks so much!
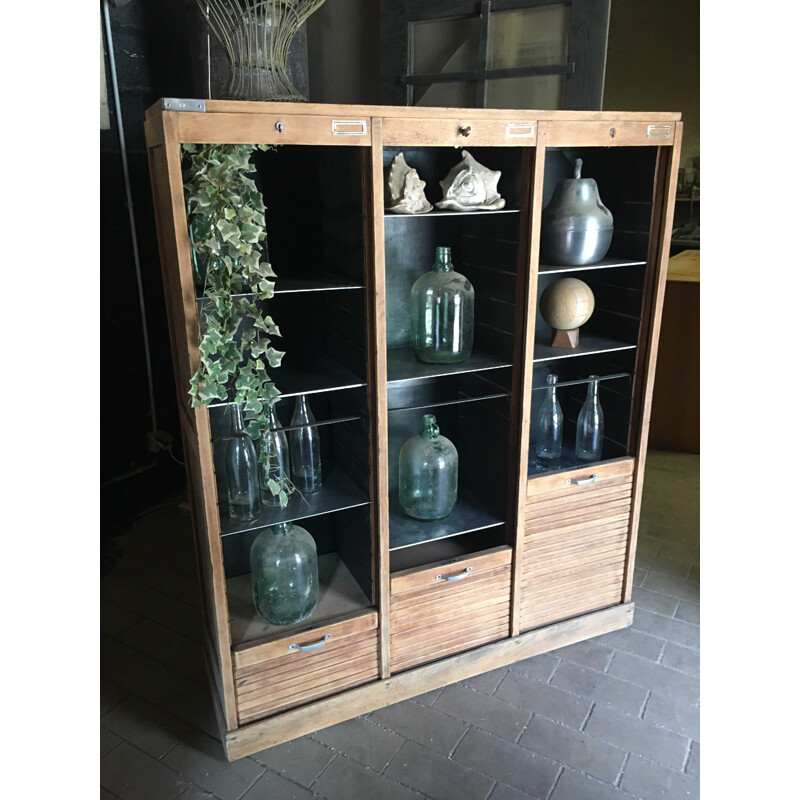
xmin=385 ymin=153 xmax=433 ymax=214
xmin=435 ymin=150 xmax=506 ymax=212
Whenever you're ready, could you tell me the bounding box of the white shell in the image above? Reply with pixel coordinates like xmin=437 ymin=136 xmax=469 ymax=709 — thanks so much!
xmin=385 ymin=153 xmax=433 ymax=214
xmin=436 ymin=150 xmax=506 ymax=212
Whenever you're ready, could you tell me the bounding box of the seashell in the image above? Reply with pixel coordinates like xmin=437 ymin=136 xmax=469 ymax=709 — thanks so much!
xmin=435 ymin=150 xmax=506 ymax=212
xmin=385 ymin=153 xmax=433 ymax=214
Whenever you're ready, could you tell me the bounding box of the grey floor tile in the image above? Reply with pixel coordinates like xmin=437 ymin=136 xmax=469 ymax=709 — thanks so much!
xmin=433 ymin=684 xmax=530 ymax=742
xmin=176 ymin=787 xmax=223 ymax=800
xmin=250 ymin=736 xmax=336 ymax=787
xmin=162 ymin=730 xmax=264 ymax=800
xmin=312 ymin=716 xmax=405 ymax=772
xmin=642 ymin=693 xmax=700 ymax=741
xmin=507 ymin=652 xmax=560 ymax=683
xmin=101 ymin=633 xmax=139 ymax=673
xmin=317 ymin=753 xmax=424 ymax=800
xmin=550 ymin=767 xmax=640 ymax=800
xmin=674 ymin=600 xmax=700 ymax=625
xmin=240 ymin=770 xmax=316 ymax=800
xmin=584 ymin=704 xmax=690 ymax=771
xmin=101 ymin=726 xmax=123 ymax=758
xmin=386 ymin=738 xmax=493 ymax=800
xmin=102 ymin=742 xmax=191 ymax=800
xmin=620 ymin=754 xmax=700 ymax=800
xmin=640 ymin=571 xmax=699 ymax=604
xmin=371 ymin=699 xmax=469 ymax=756
xmin=631 ymin=609 xmax=700 ymax=649
xmin=686 ymin=741 xmax=700 ymax=778
xmin=460 ymin=667 xmax=509 ymax=695
xmin=607 ymin=652 xmax=699 ymax=706
xmin=631 ymin=586 xmax=681 ymax=617
xmin=594 ymin=626 xmax=666 ymax=662
xmin=116 ymin=616 xmax=201 ymax=668
xmin=550 ymin=661 xmax=648 ymax=717
xmin=488 ymin=781 xmax=533 ymax=800
xmin=452 ymin=727 xmax=561 ymax=798
xmin=551 ymin=639 xmax=615 ymax=672
xmin=100 ymin=678 xmax=130 ymax=718
xmin=124 ymin=587 xmax=206 ymax=642
xmin=410 ymin=686 xmax=444 ymax=706
xmin=101 ymin=599 xmax=144 ymax=636
xmin=494 ymin=670 xmax=591 ymax=730
xmin=659 ymin=642 xmax=700 ymax=677
xmin=518 ymin=715 xmax=626 ymax=784
xmin=101 ymin=694 xmax=194 ymax=760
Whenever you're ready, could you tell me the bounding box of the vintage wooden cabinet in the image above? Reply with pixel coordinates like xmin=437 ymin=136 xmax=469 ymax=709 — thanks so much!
xmin=144 ymin=99 xmax=681 ymax=760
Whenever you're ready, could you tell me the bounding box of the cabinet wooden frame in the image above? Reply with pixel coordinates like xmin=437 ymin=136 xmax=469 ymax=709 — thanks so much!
xmin=144 ymin=100 xmax=681 ymax=760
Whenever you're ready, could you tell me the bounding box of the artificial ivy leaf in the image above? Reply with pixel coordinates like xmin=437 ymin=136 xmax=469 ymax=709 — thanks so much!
xmin=224 ymin=207 xmax=237 ymax=220
xmin=244 ymin=395 xmax=263 ymax=414
xmin=278 ymin=490 xmax=288 ymax=508
xmin=215 ymin=218 xmax=240 ymax=243
xmin=264 ymin=347 xmax=285 ymax=368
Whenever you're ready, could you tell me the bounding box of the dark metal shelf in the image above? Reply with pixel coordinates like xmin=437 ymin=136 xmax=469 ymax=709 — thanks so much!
xmin=539 ymin=257 xmax=646 ymax=275
xmin=387 ymin=347 xmax=512 ymax=383
xmin=388 ymin=490 xmax=504 ymax=551
xmin=384 ymin=208 xmax=521 ymax=219
xmin=195 ymin=272 xmax=364 ymax=303
xmin=533 ymin=335 xmax=636 ymax=363
xmin=531 ymin=372 xmax=630 ymax=391
xmin=219 ymin=466 xmax=370 ymax=537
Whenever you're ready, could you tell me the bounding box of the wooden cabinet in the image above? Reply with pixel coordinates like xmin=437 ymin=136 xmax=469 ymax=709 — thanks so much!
xmin=144 ymin=99 xmax=681 ymax=760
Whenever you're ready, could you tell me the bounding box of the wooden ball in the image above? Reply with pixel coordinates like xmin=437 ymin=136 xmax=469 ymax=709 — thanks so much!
xmin=540 ymin=278 xmax=595 ymax=330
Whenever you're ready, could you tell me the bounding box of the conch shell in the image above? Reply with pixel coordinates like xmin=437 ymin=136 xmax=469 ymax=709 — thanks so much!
xmin=436 ymin=150 xmax=506 ymax=212
xmin=385 ymin=153 xmax=433 ymax=214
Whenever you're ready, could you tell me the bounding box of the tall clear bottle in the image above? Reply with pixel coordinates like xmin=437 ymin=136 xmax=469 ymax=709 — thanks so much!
xmin=534 ymin=374 xmax=563 ymax=469
xmin=259 ymin=403 xmax=291 ymax=507
xmin=398 ymin=414 xmax=458 ymax=520
xmin=575 ymin=376 xmax=604 ymax=462
xmin=410 ymin=246 xmax=475 ymax=364
xmin=224 ymin=403 xmax=261 ymax=522
xmin=250 ymin=521 xmax=319 ymax=625
xmin=289 ymin=394 xmax=323 ymax=493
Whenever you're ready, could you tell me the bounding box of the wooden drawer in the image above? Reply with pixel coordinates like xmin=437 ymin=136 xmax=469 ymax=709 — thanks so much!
xmin=232 ymin=611 xmax=379 ymax=725
xmin=389 ymin=546 xmax=512 ymax=673
xmin=541 ymin=119 xmax=676 ymax=147
xmin=175 ymin=111 xmax=371 ymax=146
xmin=382 ymin=117 xmax=537 ymax=147
xmin=521 ymin=460 xmax=634 ymax=631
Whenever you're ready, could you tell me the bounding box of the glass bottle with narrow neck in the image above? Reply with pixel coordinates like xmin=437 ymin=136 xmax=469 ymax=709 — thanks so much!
xmin=575 ymin=376 xmax=604 ymax=462
xmin=250 ymin=521 xmax=319 ymax=625
xmin=534 ymin=374 xmax=563 ymax=468
xmin=224 ymin=403 xmax=261 ymax=522
xmin=259 ymin=403 xmax=291 ymax=506
xmin=398 ymin=414 xmax=458 ymax=520
xmin=410 ymin=246 xmax=475 ymax=364
xmin=289 ymin=394 xmax=322 ymax=493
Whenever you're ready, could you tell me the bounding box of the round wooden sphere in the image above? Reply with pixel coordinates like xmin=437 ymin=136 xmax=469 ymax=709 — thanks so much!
xmin=540 ymin=278 xmax=595 ymax=330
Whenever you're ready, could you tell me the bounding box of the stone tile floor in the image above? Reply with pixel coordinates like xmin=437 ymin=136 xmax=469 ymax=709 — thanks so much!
xmin=101 ymin=448 xmax=699 ymax=800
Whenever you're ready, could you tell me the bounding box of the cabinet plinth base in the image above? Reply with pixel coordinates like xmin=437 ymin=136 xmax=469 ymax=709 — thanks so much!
xmin=222 ymin=601 xmax=633 ymax=761
xmin=551 ymin=327 xmax=580 ymax=348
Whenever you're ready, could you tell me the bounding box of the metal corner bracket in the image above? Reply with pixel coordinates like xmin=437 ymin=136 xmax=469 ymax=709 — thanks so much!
xmin=163 ymin=98 xmax=207 ymax=113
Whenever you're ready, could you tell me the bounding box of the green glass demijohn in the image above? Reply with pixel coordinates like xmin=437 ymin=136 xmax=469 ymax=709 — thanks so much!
xmin=410 ymin=246 xmax=475 ymax=363
xmin=398 ymin=414 xmax=458 ymax=520
xmin=250 ymin=521 xmax=319 ymax=626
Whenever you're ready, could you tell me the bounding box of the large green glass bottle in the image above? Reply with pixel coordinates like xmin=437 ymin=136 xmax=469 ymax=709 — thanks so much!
xmin=250 ymin=521 xmax=319 ymax=625
xmin=398 ymin=414 xmax=458 ymax=520
xmin=410 ymin=246 xmax=475 ymax=364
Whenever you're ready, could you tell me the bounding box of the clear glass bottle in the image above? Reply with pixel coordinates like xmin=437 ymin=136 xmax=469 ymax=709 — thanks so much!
xmin=289 ymin=394 xmax=322 ymax=494
xmin=398 ymin=414 xmax=458 ymax=520
xmin=224 ymin=403 xmax=261 ymax=522
xmin=250 ymin=521 xmax=319 ymax=625
xmin=410 ymin=246 xmax=475 ymax=364
xmin=575 ymin=376 xmax=604 ymax=462
xmin=534 ymin=374 xmax=563 ymax=468
xmin=259 ymin=403 xmax=291 ymax=507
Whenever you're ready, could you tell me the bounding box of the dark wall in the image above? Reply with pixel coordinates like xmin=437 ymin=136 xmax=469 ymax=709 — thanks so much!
xmin=100 ymin=0 xmax=195 ymax=534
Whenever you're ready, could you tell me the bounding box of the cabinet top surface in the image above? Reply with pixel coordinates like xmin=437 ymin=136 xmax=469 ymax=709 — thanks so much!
xmin=146 ymin=98 xmax=682 ymax=123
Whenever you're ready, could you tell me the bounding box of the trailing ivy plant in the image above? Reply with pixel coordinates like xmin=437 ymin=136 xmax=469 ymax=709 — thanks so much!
xmin=183 ymin=142 xmax=295 ymax=508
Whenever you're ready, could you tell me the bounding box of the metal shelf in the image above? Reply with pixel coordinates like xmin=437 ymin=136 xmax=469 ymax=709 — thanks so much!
xmin=389 ymin=491 xmax=504 ymax=551
xmin=533 ymin=335 xmax=637 ymax=363
xmin=387 ymin=347 xmax=512 ymax=383
xmin=538 ymin=257 xmax=646 ymax=275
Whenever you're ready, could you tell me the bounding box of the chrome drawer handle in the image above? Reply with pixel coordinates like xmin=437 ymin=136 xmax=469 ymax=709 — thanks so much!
xmin=332 ymin=119 xmax=367 ymax=135
xmin=288 ymin=634 xmax=332 ymax=652
xmin=647 ymin=124 xmax=672 ymax=138
xmin=566 ymin=473 xmax=598 ymax=486
xmin=436 ymin=566 xmax=473 ymax=582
